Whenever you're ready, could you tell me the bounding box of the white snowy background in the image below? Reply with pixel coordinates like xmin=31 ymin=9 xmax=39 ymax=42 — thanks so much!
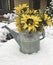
xmin=0 ymin=13 xmax=53 ymax=65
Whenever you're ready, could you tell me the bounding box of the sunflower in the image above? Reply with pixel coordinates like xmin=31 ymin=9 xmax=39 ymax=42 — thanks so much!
xmin=44 ymin=14 xmax=52 ymax=26
xmin=15 ymin=4 xmax=52 ymax=33
xmin=15 ymin=16 xmax=22 ymax=32
xmin=21 ymin=14 xmax=42 ymax=32
xmin=15 ymin=16 xmax=20 ymax=26
xmin=26 ymin=9 xmax=38 ymax=15
xmin=16 ymin=26 xmax=22 ymax=32
xmin=14 ymin=4 xmax=29 ymax=14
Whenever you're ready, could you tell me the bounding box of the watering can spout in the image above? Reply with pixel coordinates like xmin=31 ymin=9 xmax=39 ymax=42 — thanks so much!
xmin=3 ymin=25 xmax=20 ymax=45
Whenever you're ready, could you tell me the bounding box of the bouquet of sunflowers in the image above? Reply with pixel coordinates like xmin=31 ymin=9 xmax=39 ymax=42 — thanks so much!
xmin=14 ymin=4 xmax=52 ymax=33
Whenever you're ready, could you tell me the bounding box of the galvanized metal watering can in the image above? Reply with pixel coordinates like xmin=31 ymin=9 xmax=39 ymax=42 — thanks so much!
xmin=4 ymin=25 xmax=45 ymax=54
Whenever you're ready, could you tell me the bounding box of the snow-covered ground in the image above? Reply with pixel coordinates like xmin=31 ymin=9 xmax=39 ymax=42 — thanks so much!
xmin=0 ymin=15 xmax=53 ymax=65
xmin=0 ymin=35 xmax=53 ymax=65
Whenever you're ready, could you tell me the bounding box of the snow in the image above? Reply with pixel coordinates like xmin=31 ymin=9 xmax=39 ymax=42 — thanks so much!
xmin=0 ymin=15 xmax=53 ymax=65
xmin=3 ymin=13 xmax=16 ymax=23
xmin=0 ymin=23 xmax=9 ymax=41
xmin=0 ymin=37 xmax=53 ymax=65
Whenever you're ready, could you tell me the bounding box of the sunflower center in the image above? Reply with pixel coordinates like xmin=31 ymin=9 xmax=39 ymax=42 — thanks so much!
xmin=22 ymin=8 xmax=27 ymax=12
xmin=26 ymin=19 xmax=34 ymax=25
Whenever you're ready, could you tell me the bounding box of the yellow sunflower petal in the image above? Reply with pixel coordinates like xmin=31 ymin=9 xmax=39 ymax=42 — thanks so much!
xmin=33 ymin=16 xmax=42 ymax=22
xmin=23 ymin=24 xmax=28 ymax=29
xmin=47 ymin=21 xmax=52 ymax=26
xmin=16 ymin=26 xmax=22 ymax=32
xmin=33 ymin=10 xmax=37 ymax=14
xmin=32 ymin=26 xmax=36 ymax=32
xmin=22 ymin=4 xmax=29 ymax=8
xmin=28 ymin=26 xmax=32 ymax=32
xmin=44 ymin=14 xmax=48 ymax=20
xmin=15 ymin=16 xmax=20 ymax=25
xmin=34 ymin=24 xmax=39 ymax=27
